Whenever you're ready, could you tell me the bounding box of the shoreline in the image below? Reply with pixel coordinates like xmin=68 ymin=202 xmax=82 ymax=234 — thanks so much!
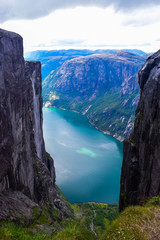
xmin=72 ymin=201 xmax=118 ymax=205
xmin=43 ymin=105 xmax=124 ymax=143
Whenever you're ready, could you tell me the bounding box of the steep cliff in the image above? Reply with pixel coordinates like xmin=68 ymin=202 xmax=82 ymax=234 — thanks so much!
xmin=0 ymin=29 xmax=71 ymax=224
xmin=43 ymin=52 xmax=146 ymax=140
xmin=119 ymin=50 xmax=160 ymax=211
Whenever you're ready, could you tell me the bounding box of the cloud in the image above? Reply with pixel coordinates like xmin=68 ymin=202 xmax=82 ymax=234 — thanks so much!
xmin=52 ymin=39 xmax=85 ymax=46
xmin=85 ymin=43 xmax=151 ymax=48
xmin=33 ymin=39 xmax=84 ymax=49
xmin=1 ymin=5 xmax=158 ymax=53
xmin=1 ymin=0 xmax=160 ymax=23
xmin=123 ymin=6 xmax=160 ymax=27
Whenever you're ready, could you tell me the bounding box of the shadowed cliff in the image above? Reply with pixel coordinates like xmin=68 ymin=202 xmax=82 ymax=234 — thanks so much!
xmin=120 ymin=49 xmax=160 ymax=211
xmin=0 ymin=28 xmax=72 ymax=224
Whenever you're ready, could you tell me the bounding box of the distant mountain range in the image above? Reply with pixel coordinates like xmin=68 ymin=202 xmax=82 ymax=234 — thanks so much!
xmin=25 ymin=49 xmax=148 ymax=80
xmin=27 ymin=49 xmax=149 ymax=141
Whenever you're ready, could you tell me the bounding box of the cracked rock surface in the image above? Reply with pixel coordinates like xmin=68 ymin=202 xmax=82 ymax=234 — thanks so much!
xmin=0 ymin=28 xmax=72 ymax=223
xmin=120 ymin=50 xmax=160 ymax=211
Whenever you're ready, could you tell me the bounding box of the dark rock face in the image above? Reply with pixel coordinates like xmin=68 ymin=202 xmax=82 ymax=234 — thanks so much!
xmin=0 ymin=29 xmax=71 ymax=223
xmin=119 ymin=50 xmax=160 ymax=211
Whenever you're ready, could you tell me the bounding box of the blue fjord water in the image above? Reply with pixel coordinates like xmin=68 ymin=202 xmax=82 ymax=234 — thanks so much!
xmin=43 ymin=107 xmax=123 ymax=203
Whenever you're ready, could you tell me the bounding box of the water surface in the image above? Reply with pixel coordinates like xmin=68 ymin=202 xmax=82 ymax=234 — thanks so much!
xmin=43 ymin=107 xmax=123 ymax=203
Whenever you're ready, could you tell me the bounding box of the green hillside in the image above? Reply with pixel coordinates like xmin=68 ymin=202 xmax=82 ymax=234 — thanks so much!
xmin=1 ymin=196 xmax=159 ymax=240
xmin=43 ymin=52 xmax=146 ymax=140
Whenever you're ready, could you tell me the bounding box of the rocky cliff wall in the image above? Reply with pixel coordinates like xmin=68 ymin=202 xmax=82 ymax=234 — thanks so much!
xmin=119 ymin=50 xmax=160 ymax=211
xmin=0 ymin=29 xmax=71 ymax=223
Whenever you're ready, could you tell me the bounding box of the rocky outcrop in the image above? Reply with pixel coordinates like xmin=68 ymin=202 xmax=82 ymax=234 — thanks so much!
xmin=43 ymin=52 xmax=146 ymax=140
xmin=119 ymin=50 xmax=160 ymax=211
xmin=0 ymin=29 xmax=71 ymax=223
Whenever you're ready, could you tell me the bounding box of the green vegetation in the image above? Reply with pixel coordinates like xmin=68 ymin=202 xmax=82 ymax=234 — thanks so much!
xmin=0 ymin=222 xmax=52 ymax=240
xmin=54 ymin=221 xmax=95 ymax=240
xmin=85 ymin=91 xmax=138 ymax=138
xmin=101 ymin=196 xmax=160 ymax=240
xmin=72 ymin=202 xmax=118 ymax=238
xmin=146 ymin=195 xmax=160 ymax=206
xmin=1 ymin=196 xmax=160 ymax=240
xmin=42 ymin=51 xmax=145 ymax=140
xmin=46 ymin=151 xmax=51 ymax=158
xmin=0 ymin=221 xmax=95 ymax=240
xmin=56 ymin=185 xmax=73 ymax=210
xmin=0 ymin=198 xmax=118 ymax=240
xmin=43 ymin=87 xmax=139 ymax=140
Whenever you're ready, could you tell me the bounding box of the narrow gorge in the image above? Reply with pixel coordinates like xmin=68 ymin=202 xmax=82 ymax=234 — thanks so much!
xmin=1 ymin=28 xmax=160 ymax=240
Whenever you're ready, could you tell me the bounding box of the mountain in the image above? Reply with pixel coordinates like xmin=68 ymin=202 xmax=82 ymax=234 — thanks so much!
xmin=120 ymin=50 xmax=160 ymax=211
xmin=0 ymin=29 xmax=71 ymax=223
xmin=25 ymin=49 xmax=96 ymax=80
xmin=25 ymin=49 xmax=146 ymax=81
xmin=1 ymin=28 xmax=159 ymax=239
xmin=42 ymin=52 xmax=146 ymax=140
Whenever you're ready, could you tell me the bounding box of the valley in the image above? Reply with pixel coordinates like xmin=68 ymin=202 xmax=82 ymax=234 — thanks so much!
xmin=1 ymin=26 xmax=160 ymax=240
xmin=28 ymin=50 xmax=148 ymax=140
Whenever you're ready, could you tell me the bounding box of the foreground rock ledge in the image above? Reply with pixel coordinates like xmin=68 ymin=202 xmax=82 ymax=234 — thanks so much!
xmin=0 ymin=28 xmax=72 ymax=223
xmin=120 ymin=50 xmax=160 ymax=211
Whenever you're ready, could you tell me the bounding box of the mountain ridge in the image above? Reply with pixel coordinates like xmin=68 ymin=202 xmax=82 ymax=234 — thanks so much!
xmin=42 ymin=51 xmax=146 ymax=140
xmin=25 ymin=49 xmax=147 ymax=81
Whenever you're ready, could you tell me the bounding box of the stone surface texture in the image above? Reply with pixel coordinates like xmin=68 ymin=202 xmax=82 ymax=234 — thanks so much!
xmin=0 ymin=29 xmax=71 ymax=223
xmin=120 ymin=50 xmax=160 ymax=211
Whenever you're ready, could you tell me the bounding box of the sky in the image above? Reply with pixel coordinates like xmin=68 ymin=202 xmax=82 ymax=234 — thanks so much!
xmin=1 ymin=0 xmax=160 ymax=53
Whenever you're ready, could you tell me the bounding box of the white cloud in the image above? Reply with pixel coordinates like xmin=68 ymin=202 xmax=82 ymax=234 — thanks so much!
xmin=123 ymin=6 xmax=160 ymax=27
xmin=1 ymin=0 xmax=160 ymax=23
xmin=1 ymin=6 xmax=160 ymax=52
